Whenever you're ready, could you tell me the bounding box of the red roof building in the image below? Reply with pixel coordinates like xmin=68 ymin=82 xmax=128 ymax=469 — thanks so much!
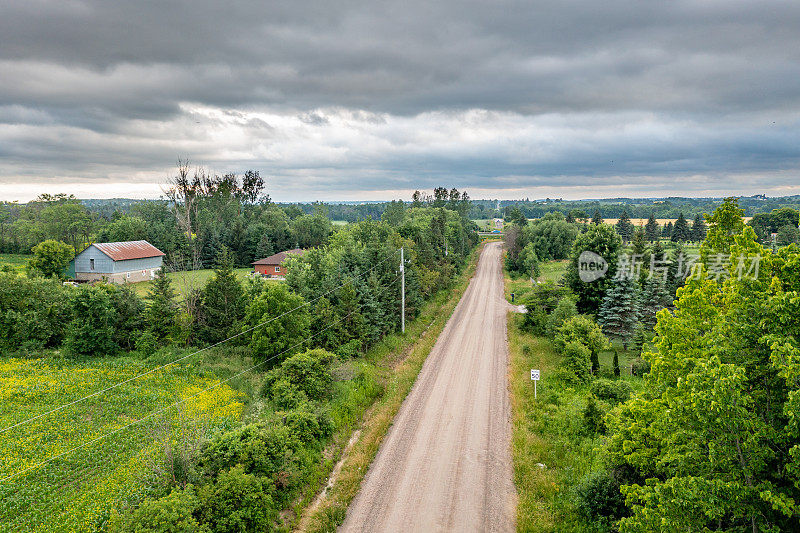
xmin=252 ymin=248 xmax=304 ymax=277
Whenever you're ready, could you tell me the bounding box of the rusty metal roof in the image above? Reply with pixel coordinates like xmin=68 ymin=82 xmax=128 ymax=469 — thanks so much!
xmin=92 ymin=240 xmax=165 ymax=261
xmin=252 ymin=248 xmax=304 ymax=265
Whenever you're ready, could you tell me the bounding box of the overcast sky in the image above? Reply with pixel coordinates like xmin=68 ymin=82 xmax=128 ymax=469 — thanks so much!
xmin=1 ymin=0 xmax=799 ymax=202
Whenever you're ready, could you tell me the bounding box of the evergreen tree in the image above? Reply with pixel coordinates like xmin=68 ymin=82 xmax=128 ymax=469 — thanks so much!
xmin=597 ymin=276 xmax=640 ymax=349
xmin=644 ymin=213 xmax=660 ymax=242
xmin=662 ymin=221 xmax=673 ymax=238
xmin=671 ymin=212 xmax=691 ymax=242
xmin=690 ymin=213 xmax=707 ymax=242
xmin=591 ymin=209 xmax=603 ymax=225
xmin=666 ymin=241 xmax=686 ymax=297
xmin=145 ymin=267 xmax=178 ymax=342
xmin=197 ymin=248 xmax=246 ymax=344
xmin=613 ymin=350 xmax=621 ymax=377
xmin=615 ymin=210 xmax=634 ymax=242
xmin=639 ymin=276 xmax=671 ymax=331
xmin=254 ymin=234 xmax=274 ymax=261
xmin=631 ymin=227 xmax=647 ymax=258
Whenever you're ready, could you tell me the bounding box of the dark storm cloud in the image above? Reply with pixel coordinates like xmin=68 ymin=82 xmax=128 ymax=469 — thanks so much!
xmin=1 ymin=0 xmax=800 ymax=199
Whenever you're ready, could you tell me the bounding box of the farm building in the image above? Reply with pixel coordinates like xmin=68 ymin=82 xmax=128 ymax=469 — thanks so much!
xmin=70 ymin=240 xmax=165 ymax=284
xmin=252 ymin=248 xmax=304 ymax=277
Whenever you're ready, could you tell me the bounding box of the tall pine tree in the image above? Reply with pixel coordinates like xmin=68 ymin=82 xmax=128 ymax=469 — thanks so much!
xmin=598 ymin=276 xmax=640 ymax=349
xmin=671 ymin=212 xmax=691 ymax=242
xmin=615 ymin=210 xmax=634 ymax=242
xmin=645 ymin=213 xmax=660 ymax=242
xmin=145 ymin=267 xmax=178 ymax=343
xmin=591 ymin=209 xmax=603 ymax=225
xmin=197 ymin=247 xmax=245 ymax=344
xmin=690 ymin=213 xmax=707 ymax=242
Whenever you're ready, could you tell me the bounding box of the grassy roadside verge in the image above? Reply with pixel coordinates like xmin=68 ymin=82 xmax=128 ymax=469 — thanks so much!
xmin=504 ymin=267 xmax=643 ymax=532
xmin=297 ymin=244 xmax=482 ymax=532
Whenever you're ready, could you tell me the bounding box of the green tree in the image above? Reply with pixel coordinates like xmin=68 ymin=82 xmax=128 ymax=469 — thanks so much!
xmin=28 ymin=239 xmax=74 ymax=278
xmin=607 ymin=232 xmax=800 ymax=531
xmin=598 ymin=276 xmax=640 ymax=349
xmin=145 ymin=268 xmax=178 ymax=342
xmin=381 ymin=200 xmax=406 ymax=226
xmin=110 ymin=486 xmax=208 ymax=533
xmin=65 ymin=286 xmax=118 ymax=357
xmin=591 ymin=209 xmax=603 ymax=225
xmin=565 ymin=223 xmax=623 ymax=314
xmin=198 ymin=465 xmax=276 ymax=533
xmin=644 ymin=214 xmax=660 ymax=242
xmin=518 ymin=243 xmax=540 ymax=279
xmin=615 ymin=211 xmax=634 ymax=242
xmin=197 ymin=248 xmax=245 ymax=344
xmin=670 ymin=212 xmax=691 ymax=242
xmin=699 ymin=197 xmax=745 ymax=265
xmin=690 ymin=213 xmax=707 ymax=242
xmin=244 ymin=283 xmax=310 ymax=364
xmin=555 ymin=315 xmax=609 ymax=374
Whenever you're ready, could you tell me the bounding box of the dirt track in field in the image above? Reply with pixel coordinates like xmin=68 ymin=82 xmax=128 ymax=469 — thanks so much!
xmin=340 ymin=241 xmax=516 ymax=532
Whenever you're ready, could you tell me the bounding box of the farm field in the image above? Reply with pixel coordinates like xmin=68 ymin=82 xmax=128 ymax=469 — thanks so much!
xmin=0 ymin=353 xmax=245 ymax=532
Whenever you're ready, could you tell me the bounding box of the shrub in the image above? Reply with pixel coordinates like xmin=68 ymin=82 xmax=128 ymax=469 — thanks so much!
xmin=197 ymin=465 xmax=276 ymax=533
xmin=575 ymin=469 xmax=628 ymax=526
xmin=545 ymin=296 xmax=577 ymax=338
xmin=199 ymin=424 xmax=299 ymax=480
xmin=269 ymin=378 xmax=308 ymax=410
xmin=591 ymin=379 xmax=632 ymax=404
xmin=64 ymin=285 xmax=119 ymax=357
xmin=554 ymin=315 xmax=608 ymax=356
xmin=631 ymin=357 xmax=651 ymax=376
xmin=263 ymin=348 xmax=335 ymax=404
xmin=109 ymin=486 xmax=208 ymax=533
xmin=562 ymin=340 xmax=592 ymax=383
xmin=135 ymin=331 xmax=159 ymax=357
xmin=28 ymin=239 xmax=74 ymax=279
xmin=583 ymin=395 xmax=607 ymax=435
xmin=281 ymin=405 xmax=333 ymax=443
xmin=336 ymin=338 xmax=361 ymax=358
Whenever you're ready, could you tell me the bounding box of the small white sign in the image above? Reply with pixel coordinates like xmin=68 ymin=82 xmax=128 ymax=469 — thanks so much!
xmin=530 ymin=369 xmax=540 ymax=381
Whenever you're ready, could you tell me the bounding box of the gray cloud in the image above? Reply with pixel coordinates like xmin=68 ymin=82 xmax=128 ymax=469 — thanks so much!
xmin=1 ymin=0 xmax=800 ymax=200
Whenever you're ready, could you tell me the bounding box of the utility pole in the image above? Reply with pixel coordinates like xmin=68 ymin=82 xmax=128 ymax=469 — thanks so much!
xmin=400 ymin=246 xmax=405 ymax=333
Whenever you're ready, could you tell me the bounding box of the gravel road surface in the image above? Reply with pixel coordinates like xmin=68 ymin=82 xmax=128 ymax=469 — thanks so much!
xmin=340 ymin=241 xmax=516 ymax=532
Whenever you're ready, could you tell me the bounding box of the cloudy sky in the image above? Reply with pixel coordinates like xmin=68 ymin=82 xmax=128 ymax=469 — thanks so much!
xmin=1 ymin=0 xmax=800 ymax=202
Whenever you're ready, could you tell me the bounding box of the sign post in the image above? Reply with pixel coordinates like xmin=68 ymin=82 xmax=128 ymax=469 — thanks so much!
xmin=530 ymin=369 xmax=540 ymax=399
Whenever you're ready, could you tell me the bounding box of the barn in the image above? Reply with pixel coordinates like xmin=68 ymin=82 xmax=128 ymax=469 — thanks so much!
xmin=252 ymin=248 xmax=304 ymax=277
xmin=70 ymin=240 xmax=165 ymax=284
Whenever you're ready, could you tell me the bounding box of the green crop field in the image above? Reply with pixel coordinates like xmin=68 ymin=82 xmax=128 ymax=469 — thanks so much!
xmin=0 ymin=354 xmax=245 ymax=532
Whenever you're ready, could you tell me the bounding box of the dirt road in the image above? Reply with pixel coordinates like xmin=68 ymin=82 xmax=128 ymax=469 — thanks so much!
xmin=340 ymin=242 xmax=516 ymax=532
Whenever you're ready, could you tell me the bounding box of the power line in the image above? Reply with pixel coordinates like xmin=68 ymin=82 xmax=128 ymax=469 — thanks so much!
xmin=0 ymin=250 xmax=399 ymax=436
xmin=1 ymin=273 xmax=401 ymax=485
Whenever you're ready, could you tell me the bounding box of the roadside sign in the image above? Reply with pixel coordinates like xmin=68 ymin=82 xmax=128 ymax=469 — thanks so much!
xmin=530 ymin=369 xmax=540 ymax=399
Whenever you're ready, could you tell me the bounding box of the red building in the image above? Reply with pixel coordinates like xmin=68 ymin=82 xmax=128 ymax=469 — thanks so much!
xmin=252 ymin=248 xmax=304 ymax=277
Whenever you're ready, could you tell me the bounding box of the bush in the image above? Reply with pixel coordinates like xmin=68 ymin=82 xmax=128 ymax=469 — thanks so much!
xmin=631 ymin=357 xmax=651 ymax=376
xmin=263 ymin=348 xmax=335 ymax=405
xmin=110 ymin=486 xmax=208 ymax=533
xmin=575 ymin=469 xmax=628 ymax=526
xmin=135 ymin=331 xmax=159 ymax=357
xmin=336 ymin=338 xmax=361 ymax=358
xmin=197 ymin=465 xmax=276 ymax=533
xmin=64 ymin=285 xmax=119 ymax=357
xmin=520 ymin=282 xmax=572 ymax=335
xmin=562 ymin=340 xmax=592 ymax=383
xmin=269 ymin=378 xmax=308 ymax=410
xmin=199 ymin=424 xmax=299 ymax=480
xmin=591 ymin=379 xmax=632 ymax=404
xmin=545 ymin=296 xmax=577 ymax=337
xmin=583 ymin=395 xmax=606 ymax=435
xmin=281 ymin=405 xmax=334 ymax=443
xmin=554 ymin=315 xmax=608 ymax=356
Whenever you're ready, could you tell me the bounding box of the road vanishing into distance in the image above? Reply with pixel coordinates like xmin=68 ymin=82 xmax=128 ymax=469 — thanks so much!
xmin=341 ymin=241 xmax=516 ymax=532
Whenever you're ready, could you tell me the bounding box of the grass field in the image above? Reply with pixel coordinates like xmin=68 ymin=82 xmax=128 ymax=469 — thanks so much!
xmin=0 ymin=352 xmax=247 ymax=532
xmin=131 ymin=267 xmax=253 ymax=297
xmin=0 ymin=254 xmax=29 ymax=274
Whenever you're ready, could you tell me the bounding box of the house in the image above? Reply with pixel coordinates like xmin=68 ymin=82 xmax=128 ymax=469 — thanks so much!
xmin=252 ymin=248 xmax=304 ymax=277
xmin=70 ymin=240 xmax=165 ymax=284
